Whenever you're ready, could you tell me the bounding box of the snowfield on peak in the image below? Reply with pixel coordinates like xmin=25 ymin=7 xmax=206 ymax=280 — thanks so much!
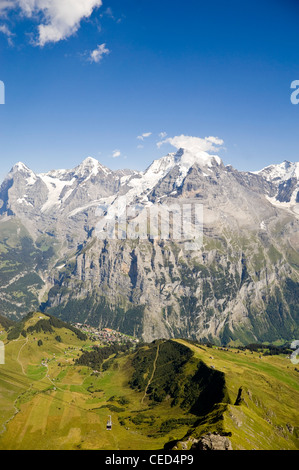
xmin=252 ymin=160 xmax=299 ymax=217
xmin=39 ymin=174 xmax=76 ymax=213
xmin=255 ymin=160 xmax=299 ymax=181
xmin=1 ymin=148 xmax=298 ymax=226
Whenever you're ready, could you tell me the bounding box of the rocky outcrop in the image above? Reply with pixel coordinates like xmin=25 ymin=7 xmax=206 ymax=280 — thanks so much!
xmin=172 ymin=433 xmax=233 ymax=450
xmin=192 ymin=433 xmax=233 ymax=450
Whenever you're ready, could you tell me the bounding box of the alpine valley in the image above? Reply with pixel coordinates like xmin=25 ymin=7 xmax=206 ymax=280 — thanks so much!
xmin=0 ymin=146 xmax=299 ymax=346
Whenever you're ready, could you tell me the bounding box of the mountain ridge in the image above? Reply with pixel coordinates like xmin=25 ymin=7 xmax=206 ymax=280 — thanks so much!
xmin=2 ymin=153 xmax=298 ymax=218
xmin=0 ymin=149 xmax=298 ymax=345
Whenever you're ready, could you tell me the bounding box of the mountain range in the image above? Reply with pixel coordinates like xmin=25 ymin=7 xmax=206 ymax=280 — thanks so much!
xmin=0 ymin=148 xmax=298 ymax=344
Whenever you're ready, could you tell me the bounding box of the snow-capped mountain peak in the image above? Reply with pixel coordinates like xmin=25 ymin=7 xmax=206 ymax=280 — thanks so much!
xmin=9 ymin=162 xmax=37 ymax=186
xmin=256 ymin=160 xmax=299 ymax=182
xmin=12 ymin=161 xmax=31 ymax=172
xmin=2 ymin=152 xmax=299 ymax=226
xmin=74 ymin=157 xmax=111 ymax=178
xmin=253 ymin=160 xmax=299 ymax=215
xmin=142 ymin=146 xmax=221 ymax=189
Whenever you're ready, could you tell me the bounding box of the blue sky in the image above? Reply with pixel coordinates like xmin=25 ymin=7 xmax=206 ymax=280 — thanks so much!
xmin=0 ymin=0 xmax=299 ymax=181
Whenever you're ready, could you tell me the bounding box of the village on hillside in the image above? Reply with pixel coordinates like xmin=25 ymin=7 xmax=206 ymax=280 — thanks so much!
xmin=73 ymin=323 xmax=140 ymax=346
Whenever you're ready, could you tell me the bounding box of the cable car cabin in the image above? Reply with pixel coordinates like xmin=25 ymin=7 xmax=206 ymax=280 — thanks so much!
xmin=106 ymin=416 xmax=112 ymax=431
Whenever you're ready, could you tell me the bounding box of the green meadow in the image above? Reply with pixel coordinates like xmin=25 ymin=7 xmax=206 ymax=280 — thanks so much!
xmin=0 ymin=312 xmax=298 ymax=450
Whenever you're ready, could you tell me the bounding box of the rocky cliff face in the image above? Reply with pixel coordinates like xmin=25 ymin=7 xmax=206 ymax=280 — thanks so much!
xmin=172 ymin=433 xmax=233 ymax=451
xmin=0 ymin=150 xmax=298 ymax=344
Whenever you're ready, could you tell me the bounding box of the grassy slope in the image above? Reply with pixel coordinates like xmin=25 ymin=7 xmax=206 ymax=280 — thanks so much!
xmin=0 ymin=314 xmax=193 ymax=450
xmin=175 ymin=340 xmax=299 ymax=450
xmin=0 ymin=313 xmax=298 ymax=450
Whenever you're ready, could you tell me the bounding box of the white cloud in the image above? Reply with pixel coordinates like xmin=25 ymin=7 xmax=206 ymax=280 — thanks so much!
xmin=157 ymin=134 xmax=223 ymax=151
xmin=157 ymin=134 xmax=224 ymax=166
xmin=0 ymin=0 xmax=103 ymax=46
xmin=159 ymin=131 xmax=167 ymax=139
xmin=0 ymin=1 xmax=15 ymax=14
xmin=89 ymin=43 xmax=110 ymax=63
xmin=103 ymin=7 xmax=113 ymax=18
xmin=0 ymin=24 xmax=11 ymax=34
xmin=137 ymin=132 xmax=152 ymax=141
xmin=0 ymin=23 xmax=14 ymax=44
xmin=100 ymin=6 xmax=121 ymax=23
xmin=112 ymin=149 xmax=121 ymax=158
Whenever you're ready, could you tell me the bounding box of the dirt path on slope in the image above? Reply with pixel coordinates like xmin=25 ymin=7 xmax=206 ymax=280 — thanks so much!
xmin=141 ymin=343 xmax=160 ymax=404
